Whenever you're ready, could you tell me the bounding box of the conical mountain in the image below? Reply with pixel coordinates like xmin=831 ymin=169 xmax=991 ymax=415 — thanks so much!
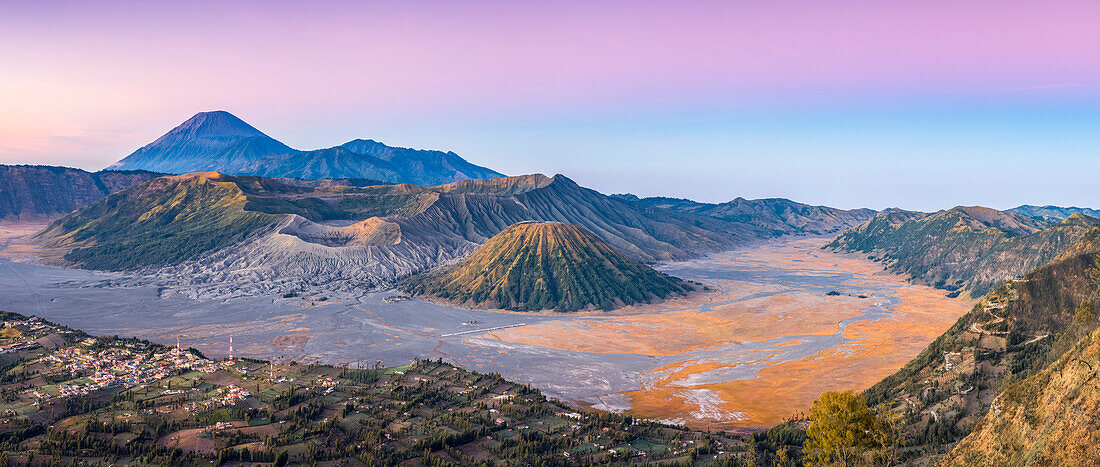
xmin=109 ymin=111 xmax=295 ymax=174
xmin=401 ymin=221 xmax=692 ymax=312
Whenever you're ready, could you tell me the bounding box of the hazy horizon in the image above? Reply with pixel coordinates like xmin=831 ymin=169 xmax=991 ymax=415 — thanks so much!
xmin=3 ymin=1 xmax=1100 ymax=211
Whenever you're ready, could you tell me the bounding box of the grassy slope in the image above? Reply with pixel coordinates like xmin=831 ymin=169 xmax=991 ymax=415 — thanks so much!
xmin=402 ymin=222 xmax=691 ymax=312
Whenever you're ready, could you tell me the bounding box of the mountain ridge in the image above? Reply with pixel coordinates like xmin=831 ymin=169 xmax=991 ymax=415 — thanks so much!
xmin=826 ymin=206 xmax=1099 ymax=297
xmin=614 ymin=194 xmax=876 ymax=236
xmin=1007 ymin=204 xmax=1100 ymax=222
xmin=861 ymin=223 xmax=1100 ymax=462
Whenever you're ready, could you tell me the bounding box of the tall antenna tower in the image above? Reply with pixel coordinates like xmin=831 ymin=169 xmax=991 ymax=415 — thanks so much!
xmin=176 ymin=336 xmax=181 ymax=353
xmin=229 ymin=332 xmax=234 ymax=361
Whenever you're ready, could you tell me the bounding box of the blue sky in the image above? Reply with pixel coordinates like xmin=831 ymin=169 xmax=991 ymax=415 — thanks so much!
xmin=318 ymin=96 xmax=1100 ymax=211
xmin=3 ymin=0 xmax=1099 ymax=211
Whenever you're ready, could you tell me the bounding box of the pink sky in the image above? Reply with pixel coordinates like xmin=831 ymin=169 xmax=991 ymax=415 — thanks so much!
xmin=2 ymin=1 xmax=1100 ymax=208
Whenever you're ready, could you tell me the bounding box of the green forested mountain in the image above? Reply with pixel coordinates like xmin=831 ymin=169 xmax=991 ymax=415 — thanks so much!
xmin=402 ymin=222 xmax=692 ymax=312
xmin=827 ymin=206 xmax=1099 ymax=298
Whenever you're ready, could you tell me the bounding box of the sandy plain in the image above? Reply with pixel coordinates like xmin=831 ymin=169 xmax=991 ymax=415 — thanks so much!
xmin=482 ymin=237 xmax=972 ymax=427
xmin=0 ymin=224 xmax=971 ymax=429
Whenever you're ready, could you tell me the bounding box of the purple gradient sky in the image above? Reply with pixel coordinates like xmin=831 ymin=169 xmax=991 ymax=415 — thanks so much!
xmin=3 ymin=0 xmax=1100 ymax=210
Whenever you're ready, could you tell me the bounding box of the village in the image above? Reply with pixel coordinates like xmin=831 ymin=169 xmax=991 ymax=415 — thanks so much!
xmin=0 ymin=311 xmax=743 ymax=464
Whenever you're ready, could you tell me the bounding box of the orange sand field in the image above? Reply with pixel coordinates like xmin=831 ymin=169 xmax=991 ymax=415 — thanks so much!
xmin=481 ymin=237 xmax=972 ymax=428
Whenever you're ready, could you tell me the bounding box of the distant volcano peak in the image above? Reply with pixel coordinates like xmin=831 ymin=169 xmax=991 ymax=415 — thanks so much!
xmin=108 ymin=110 xmax=504 ymax=185
xmin=168 ymin=110 xmax=267 ymax=138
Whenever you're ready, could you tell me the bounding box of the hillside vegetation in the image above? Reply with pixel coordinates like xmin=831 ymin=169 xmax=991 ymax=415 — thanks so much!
xmin=0 ymin=311 xmax=747 ymax=465
xmin=36 ymin=173 xmax=281 ymax=270
xmin=35 ymin=173 xmax=746 ymax=295
xmin=860 ymin=225 xmax=1100 ymax=461
xmin=402 ymin=222 xmax=692 ymax=312
xmin=942 ymin=323 xmax=1100 ymax=465
xmin=827 ymin=206 xmax=1099 ymax=297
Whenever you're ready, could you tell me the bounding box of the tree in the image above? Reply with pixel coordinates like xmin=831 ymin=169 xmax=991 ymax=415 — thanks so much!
xmin=274 ymin=450 xmax=289 ymax=467
xmin=803 ymin=391 xmax=896 ymax=466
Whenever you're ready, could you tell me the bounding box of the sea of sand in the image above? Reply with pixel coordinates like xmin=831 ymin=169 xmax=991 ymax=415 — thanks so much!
xmin=0 ymin=222 xmax=971 ymax=429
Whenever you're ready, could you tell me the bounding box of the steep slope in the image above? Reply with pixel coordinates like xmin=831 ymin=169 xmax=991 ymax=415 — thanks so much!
xmin=826 ymin=206 xmax=1098 ymax=297
xmin=0 ymin=165 xmax=162 ymax=220
xmin=109 ymin=111 xmax=295 ymax=174
xmin=941 ymin=324 xmax=1100 ymax=465
xmin=617 ymin=195 xmax=876 ymax=236
xmin=861 ymin=226 xmax=1100 ymax=461
xmin=171 ymin=174 xmax=748 ymax=298
xmin=1008 ymin=204 xmax=1100 ymax=221
xmin=402 ymin=222 xmax=691 ymax=311
xmin=108 ymin=111 xmax=503 ymax=185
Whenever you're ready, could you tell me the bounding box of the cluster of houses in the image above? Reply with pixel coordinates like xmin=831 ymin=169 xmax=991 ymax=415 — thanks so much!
xmin=33 ymin=342 xmax=218 ymax=401
xmin=183 ymin=384 xmax=251 ymax=413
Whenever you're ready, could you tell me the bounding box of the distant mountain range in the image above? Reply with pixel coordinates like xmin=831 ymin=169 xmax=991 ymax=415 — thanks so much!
xmin=1007 ymin=204 xmax=1100 ymax=221
xmin=826 ymin=206 xmax=1100 ymax=298
xmin=0 ymin=165 xmax=162 ymax=220
xmin=402 ymin=222 xmax=691 ymax=311
xmin=613 ymin=195 xmax=875 ymax=236
xmin=108 ymin=111 xmax=504 ymax=185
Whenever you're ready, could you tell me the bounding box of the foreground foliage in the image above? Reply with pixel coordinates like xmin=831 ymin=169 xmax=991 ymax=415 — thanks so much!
xmin=803 ymin=391 xmax=900 ymax=466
